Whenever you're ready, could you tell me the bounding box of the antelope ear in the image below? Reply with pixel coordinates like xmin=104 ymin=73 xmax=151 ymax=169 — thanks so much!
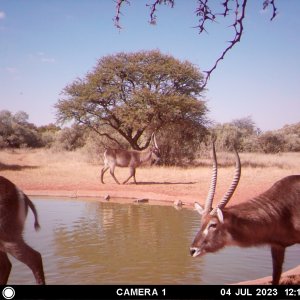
xmin=194 ymin=202 xmax=205 ymax=215
xmin=216 ymin=208 xmax=224 ymax=223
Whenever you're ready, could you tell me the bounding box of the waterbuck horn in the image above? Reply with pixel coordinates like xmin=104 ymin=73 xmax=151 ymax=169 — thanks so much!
xmin=203 ymin=141 xmax=218 ymax=214
xmin=212 ymin=146 xmax=241 ymax=213
xmin=151 ymin=132 xmax=158 ymax=148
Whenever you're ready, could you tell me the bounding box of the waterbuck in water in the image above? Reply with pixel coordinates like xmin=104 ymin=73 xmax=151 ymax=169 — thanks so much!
xmin=0 ymin=176 xmax=45 ymax=284
xmin=190 ymin=143 xmax=300 ymax=285
xmin=101 ymin=133 xmax=160 ymax=184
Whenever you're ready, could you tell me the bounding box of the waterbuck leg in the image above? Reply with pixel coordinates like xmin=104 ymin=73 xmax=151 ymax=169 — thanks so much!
xmin=123 ymin=167 xmax=136 ymax=184
xmin=101 ymin=167 xmax=109 ymax=184
xmin=271 ymin=245 xmax=285 ymax=285
xmin=109 ymin=165 xmax=120 ymax=184
xmin=0 ymin=252 xmax=12 ymax=284
xmin=5 ymin=240 xmax=45 ymax=285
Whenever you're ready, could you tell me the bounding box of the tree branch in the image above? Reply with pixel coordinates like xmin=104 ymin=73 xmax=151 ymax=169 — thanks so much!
xmin=263 ymin=0 xmax=277 ymax=20
xmin=202 ymin=0 xmax=247 ymax=87
xmin=114 ymin=0 xmax=130 ymax=29
xmin=195 ymin=0 xmax=217 ymax=33
xmin=72 ymin=115 xmax=123 ymax=147
xmin=113 ymin=0 xmax=278 ymax=88
xmin=148 ymin=0 xmax=175 ymax=25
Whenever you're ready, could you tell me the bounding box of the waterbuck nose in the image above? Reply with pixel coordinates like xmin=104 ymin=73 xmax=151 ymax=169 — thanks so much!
xmin=190 ymin=247 xmax=201 ymax=257
xmin=190 ymin=247 xmax=196 ymax=257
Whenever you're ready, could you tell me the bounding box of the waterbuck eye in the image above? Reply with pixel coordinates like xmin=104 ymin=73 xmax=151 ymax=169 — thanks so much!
xmin=208 ymin=223 xmax=217 ymax=230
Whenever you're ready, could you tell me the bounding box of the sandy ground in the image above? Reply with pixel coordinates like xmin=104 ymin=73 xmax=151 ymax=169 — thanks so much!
xmin=1 ymin=149 xmax=300 ymax=284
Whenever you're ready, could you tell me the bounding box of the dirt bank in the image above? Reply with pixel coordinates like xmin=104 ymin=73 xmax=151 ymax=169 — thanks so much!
xmin=1 ymin=149 xmax=300 ymax=285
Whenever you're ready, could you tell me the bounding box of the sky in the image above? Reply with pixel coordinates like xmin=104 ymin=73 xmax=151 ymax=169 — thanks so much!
xmin=0 ymin=0 xmax=299 ymax=131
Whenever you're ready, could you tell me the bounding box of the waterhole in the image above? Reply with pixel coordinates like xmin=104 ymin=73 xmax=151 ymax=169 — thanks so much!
xmin=8 ymin=198 xmax=300 ymax=284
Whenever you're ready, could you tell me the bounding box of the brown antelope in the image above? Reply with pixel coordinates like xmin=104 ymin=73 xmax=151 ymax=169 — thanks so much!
xmin=190 ymin=143 xmax=300 ymax=285
xmin=0 ymin=176 xmax=45 ymax=284
xmin=101 ymin=133 xmax=160 ymax=184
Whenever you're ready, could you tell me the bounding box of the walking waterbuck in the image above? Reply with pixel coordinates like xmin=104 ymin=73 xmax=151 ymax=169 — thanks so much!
xmin=101 ymin=133 xmax=160 ymax=184
xmin=0 ymin=176 xmax=45 ymax=284
xmin=190 ymin=143 xmax=300 ymax=285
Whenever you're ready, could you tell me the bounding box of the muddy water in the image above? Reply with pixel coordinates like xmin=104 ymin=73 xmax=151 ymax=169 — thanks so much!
xmin=7 ymin=198 xmax=300 ymax=285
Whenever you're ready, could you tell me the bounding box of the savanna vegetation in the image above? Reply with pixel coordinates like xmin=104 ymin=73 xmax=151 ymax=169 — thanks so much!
xmin=1 ymin=48 xmax=300 ymax=285
xmin=1 ymin=109 xmax=299 ymax=166
xmin=1 ymin=50 xmax=299 ymax=167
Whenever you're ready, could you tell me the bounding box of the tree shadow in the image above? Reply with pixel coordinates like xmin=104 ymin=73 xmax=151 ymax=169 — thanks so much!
xmin=0 ymin=162 xmax=39 ymax=171
xmin=132 ymin=181 xmax=197 ymax=185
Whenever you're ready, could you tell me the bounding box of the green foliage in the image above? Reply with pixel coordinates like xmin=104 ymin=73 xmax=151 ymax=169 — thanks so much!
xmin=51 ymin=124 xmax=87 ymax=151
xmin=258 ymin=131 xmax=285 ymax=153
xmin=37 ymin=123 xmax=61 ymax=148
xmin=213 ymin=116 xmax=261 ymax=152
xmin=158 ymin=121 xmax=208 ymax=165
xmin=276 ymin=123 xmax=300 ymax=152
xmin=0 ymin=110 xmax=42 ymax=148
xmin=212 ymin=118 xmax=300 ymax=154
xmin=55 ymin=50 xmax=208 ymax=158
xmin=1 ymin=105 xmax=300 ymax=165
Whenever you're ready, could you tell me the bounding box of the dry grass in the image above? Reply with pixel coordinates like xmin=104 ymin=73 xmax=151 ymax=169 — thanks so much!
xmin=0 ymin=148 xmax=299 ymax=206
xmin=0 ymin=148 xmax=99 ymax=193
xmin=1 ymin=148 xmax=300 ymax=285
xmin=196 ymin=151 xmax=299 ymax=169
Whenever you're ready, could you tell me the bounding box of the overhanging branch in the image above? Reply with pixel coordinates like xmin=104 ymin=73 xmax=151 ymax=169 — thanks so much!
xmin=113 ymin=0 xmax=278 ymax=88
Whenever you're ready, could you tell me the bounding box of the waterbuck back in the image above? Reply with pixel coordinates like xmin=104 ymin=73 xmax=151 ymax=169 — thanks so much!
xmin=0 ymin=176 xmax=45 ymax=284
xmin=190 ymin=143 xmax=300 ymax=285
xmin=224 ymin=176 xmax=300 ymax=247
xmin=101 ymin=133 xmax=160 ymax=184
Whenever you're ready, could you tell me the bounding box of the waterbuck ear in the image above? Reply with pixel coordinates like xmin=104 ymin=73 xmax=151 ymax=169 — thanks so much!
xmin=216 ymin=208 xmax=224 ymax=223
xmin=194 ymin=202 xmax=205 ymax=215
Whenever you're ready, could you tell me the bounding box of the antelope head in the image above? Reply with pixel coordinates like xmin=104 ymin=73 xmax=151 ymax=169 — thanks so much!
xmin=190 ymin=142 xmax=241 ymax=257
xmin=150 ymin=133 xmax=160 ymax=165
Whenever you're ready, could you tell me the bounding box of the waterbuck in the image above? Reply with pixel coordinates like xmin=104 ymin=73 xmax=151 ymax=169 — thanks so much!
xmin=190 ymin=143 xmax=300 ymax=285
xmin=0 ymin=176 xmax=45 ymax=284
xmin=101 ymin=133 xmax=160 ymax=184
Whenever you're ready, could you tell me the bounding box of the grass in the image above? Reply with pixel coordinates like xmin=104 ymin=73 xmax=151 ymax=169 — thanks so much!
xmin=0 ymin=148 xmax=299 ymax=205
xmin=196 ymin=151 xmax=299 ymax=169
xmin=2 ymin=148 xmax=299 ymax=285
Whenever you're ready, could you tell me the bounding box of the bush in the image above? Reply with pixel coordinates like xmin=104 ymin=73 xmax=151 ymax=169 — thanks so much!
xmin=51 ymin=125 xmax=86 ymax=151
xmin=211 ymin=117 xmax=260 ymax=152
xmin=0 ymin=110 xmax=42 ymax=148
xmin=157 ymin=122 xmax=208 ymax=165
xmin=258 ymin=132 xmax=285 ymax=153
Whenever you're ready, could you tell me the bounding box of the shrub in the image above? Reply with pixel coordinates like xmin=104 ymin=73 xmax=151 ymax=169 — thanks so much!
xmin=258 ymin=132 xmax=285 ymax=153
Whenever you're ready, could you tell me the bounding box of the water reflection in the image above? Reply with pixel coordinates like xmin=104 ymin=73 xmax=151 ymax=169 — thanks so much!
xmin=7 ymin=198 xmax=300 ymax=285
xmin=51 ymin=202 xmax=203 ymax=284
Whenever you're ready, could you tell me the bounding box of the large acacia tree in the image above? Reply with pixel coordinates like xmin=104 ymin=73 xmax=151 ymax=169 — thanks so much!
xmin=56 ymin=50 xmax=208 ymax=152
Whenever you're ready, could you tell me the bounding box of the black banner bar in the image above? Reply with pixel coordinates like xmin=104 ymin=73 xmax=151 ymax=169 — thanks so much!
xmin=1 ymin=285 xmax=300 ymax=300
